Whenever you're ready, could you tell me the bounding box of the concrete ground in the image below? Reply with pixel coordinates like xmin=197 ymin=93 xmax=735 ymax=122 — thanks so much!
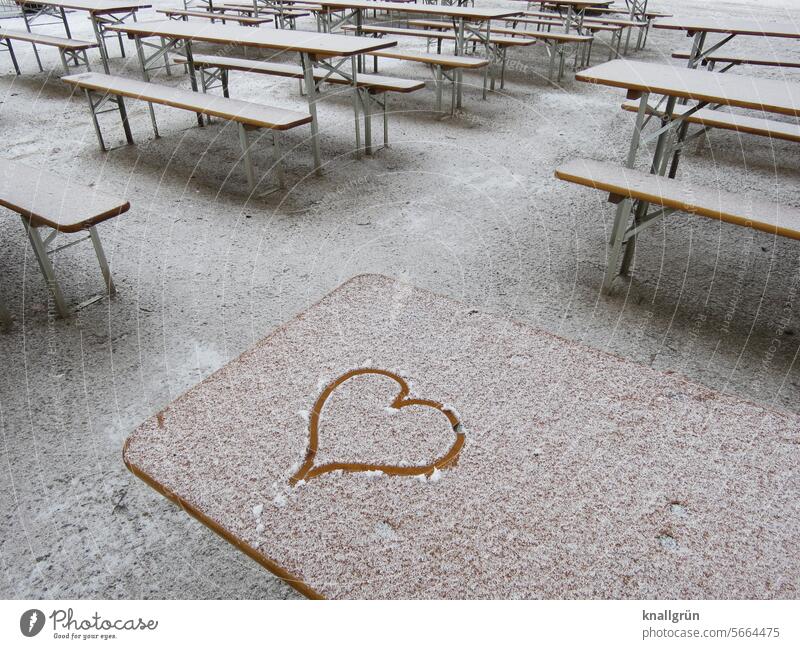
xmin=0 ymin=0 xmax=798 ymax=599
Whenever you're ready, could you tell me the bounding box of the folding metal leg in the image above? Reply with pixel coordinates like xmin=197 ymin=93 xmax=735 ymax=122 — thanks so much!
xmin=161 ymin=37 xmax=172 ymax=76
xmin=22 ymin=219 xmax=69 ymax=318
xmin=382 ymin=93 xmax=388 ymax=146
xmin=117 ymin=95 xmax=135 ymax=145
xmin=90 ymin=16 xmax=110 ymax=74
xmin=602 ymin=197 xmax=634 ymax=294
xmin=238 ymin=123 xmax=257 ymax=191
xmin=88 ymin=226 xmax=116 ymax=295
xmin=300 ymin=52 xmax=323 ymax=175
xmin=351 ymin=55 xmax=361 ymax=158
xmin=84 ymin=89 xmax=107 ymax=151
xmin=435 ymin=64 xmax=444 ymax=113
xmin=602 ymin=91 xmax=650 ymax=292
xmin=272 ymin=132 xmax=285 ymax=190
xmin=362 ymin=90 xmax=372 ymax=155
xmin=21 ymin=10 xmax=44 ymax=72
xmin=183 ymin=41 xmax=203 ymax=127
xmin=134 ymin=37 xmax=160 ymax=137
xmin=59 ymin=49 xmax=70 ymax=74
xmin=5 ymin=39 xmax=20 ymax=75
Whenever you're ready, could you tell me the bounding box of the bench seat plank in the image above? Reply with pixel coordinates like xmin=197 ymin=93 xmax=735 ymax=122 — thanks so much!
xmin=0 ymin=27 xmax=97 ymax=50
xmin=555 ymin=158 xmax=800 ymax=240
xmin=621 ymin=100 xmax=800 ymax=144
xmin=62 ymin=72 xmax=312 ymax=130
xmin=672 ymin=50 xmax=800 ymax=69
xmin=157 ymin=9 xmax=274 ymax=25
xmin=343 ymin=25 xmax=538 ymax=47
xmin=175 ymin=54 xmax=425 ymax=92
xmin=1 ymin=158 xmax=129 ymax=233
xmin=372 ymin=48 xmax=488 ymax=69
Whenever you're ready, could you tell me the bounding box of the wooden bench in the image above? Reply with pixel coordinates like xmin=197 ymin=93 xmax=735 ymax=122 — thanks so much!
xmin=672 ymin=50 xmax=800 ymax=73
xmin=370 ymin=48 xmax=488 ymax=114
xmin=404 ymin=20 xmax=593 ymax=80
xmin=158 ymin=8 xmax=274 ymax=27
xmin=555 ymin=158 xmax=800 ymax=292
xmin=582 ymin=16 xmax=647 ymax=54
xmin=0 ymin=158 xmax=129 ymax=320
xmin=0 ymin=28 xmax=97 ymax=75
xmin=211 ymin=3 xmax=310 ymax=28
xmin=173 ymin=54 xmax=423 ymax=149
xmin=62 ymin=72 xmax=312 ymax=192
xmin=621 ymin=99 xmax=800 ymax=144
xmin=342 ymin=23 xmax=582 ymax=87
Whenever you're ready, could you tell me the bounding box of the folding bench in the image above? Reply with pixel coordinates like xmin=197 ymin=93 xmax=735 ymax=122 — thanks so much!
xmin=0 ymin=158 xmax=129 ymax=320
xmin=62 ymin=72 xmax=312 ymax=192
xmin=672 ymin=50 xmax=800 ymax=73
xmin=555 ymin=158 xmax=800 ymax=293
xmin=0 ymin=28 xmax=96 ymax=75
xmin=174 ymin=54 xmax=424 ymax=153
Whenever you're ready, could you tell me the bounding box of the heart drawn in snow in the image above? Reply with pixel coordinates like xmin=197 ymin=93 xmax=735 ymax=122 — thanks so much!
xmin=290 ymin=368 xmax=465 ymax=485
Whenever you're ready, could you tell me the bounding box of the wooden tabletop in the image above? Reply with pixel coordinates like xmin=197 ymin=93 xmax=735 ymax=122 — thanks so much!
xmin=1 ymin=158 xmax=130 ymax=233
xmin=123 ymin=274 xmax=800 ymax=599
xmin=538 ymin=0 xmax=613 ymax=6
xmin=654 ymin=17 xmax=800 ymax=39
xmin=14 ymin=0 xmax=151 ymax=14
xmin=312 ymin=0 xmax=521 ymax=22
xmin=576 ymin=60 xmax=800 ymax=118
xmin=105 ymin=19 xmax=397 ymax=56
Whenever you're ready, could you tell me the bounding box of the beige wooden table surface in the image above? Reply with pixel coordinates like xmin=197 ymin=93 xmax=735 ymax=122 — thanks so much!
xmin=106 ymin=20 xmax=397 ymax=169
xmin=123 ymin=274 xmax=800 ymax=599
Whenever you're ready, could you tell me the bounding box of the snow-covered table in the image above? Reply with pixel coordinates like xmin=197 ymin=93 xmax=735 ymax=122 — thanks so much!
xmin=14 ymin=0 xmax=151 ymax=72
xmin=654 ymin=17 xmax=800 ymax=69
xmin=124 ymin=274 xmax=800 ymax=599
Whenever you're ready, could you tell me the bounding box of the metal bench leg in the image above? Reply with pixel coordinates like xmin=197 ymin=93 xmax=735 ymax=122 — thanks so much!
xmin=435 ymin=64 xmax=443 ymax=113
xmin=300 ymin=52 xmax=322 ymax=175
xmin=272 ymin=132 xmax=285 ymax=190
xmin=84 ymin=89 xmax=107 ymax=152
xmin=88 ymin=226 xmax=116 ymax=295
xmin=5 ymin=39 xmax=20 ymax=75
xmin=351 ymin=55 xmax=361 ymax=158
xmin=161 ymin=38 xmax=172 ymax=76
xmin=184 ymin=42 xmax=203 ymax=127
xmin=383 ymin=93 xmax=388 ymax=147
xmin=134 ymin=37 xmax=160 ymax=138
xmin=602 ymin=197 xmax=633 ymax=294
xmin=117 ymin=95 xmax=135 ymax=145
xmin=238 ymin=123 xmax=257 ymax=192
xmin=22 ymin=220 xmax=69 ymax=318
xmin=58 ymin=49 xmax=70 ymax=75
xmin=362 ymin=90 xmax=373 ymax=155
xmin=31 ymin=43 xmax=44 ymax=73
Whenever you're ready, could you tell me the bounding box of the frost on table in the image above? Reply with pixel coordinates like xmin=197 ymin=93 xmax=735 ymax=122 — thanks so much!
xmin=123 ymin=274 xmax=800 ymax=599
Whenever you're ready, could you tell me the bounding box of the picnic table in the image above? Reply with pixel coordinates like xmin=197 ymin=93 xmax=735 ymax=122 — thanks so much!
xmin=13 ymin=0 xmax=151 ymax=73
xmin=535 ymin=0 xmax=613 ymax=35
xmin=123 ymin=274 xmax=800 ymax=599
xmin=654 ymin=17 xmax=800 ymax=69
xmin=105 ymin=19 xmax=396 ymax=172
xmin=565 ymin=59 xmax=800 ymax=291
xmin=311 ymin=0 xmax=521 ymax=108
